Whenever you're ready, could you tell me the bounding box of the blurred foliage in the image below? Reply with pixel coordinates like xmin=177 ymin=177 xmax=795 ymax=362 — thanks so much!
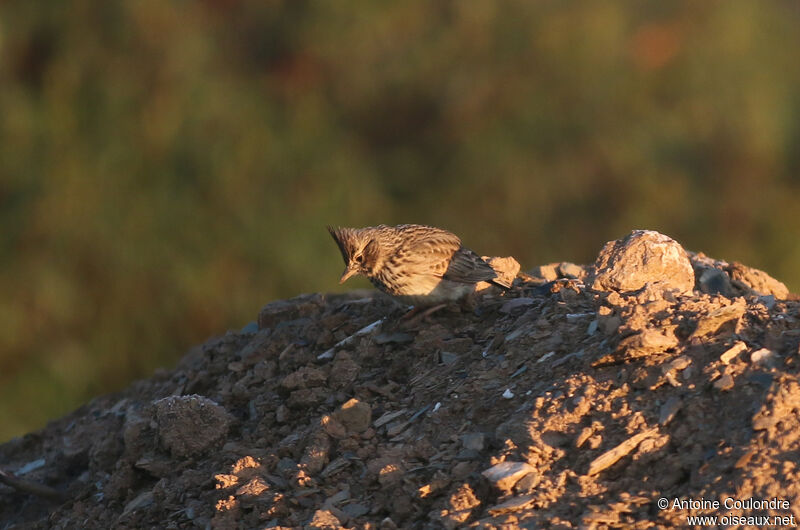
xmin=1 ymin=0 xmax=800 ymax=441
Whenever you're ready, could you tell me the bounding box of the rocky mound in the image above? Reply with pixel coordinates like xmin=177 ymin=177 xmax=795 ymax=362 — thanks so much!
xmin=1 ymin=230 xmax=799 ymax=529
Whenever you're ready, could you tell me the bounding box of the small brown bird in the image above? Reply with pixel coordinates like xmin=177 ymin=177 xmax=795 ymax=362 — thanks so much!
xmin=327 ymin=224 xmax=509 ymax=306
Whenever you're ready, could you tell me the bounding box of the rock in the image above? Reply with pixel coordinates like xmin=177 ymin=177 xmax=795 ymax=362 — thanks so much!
xmin=287 ymin=388 xmax=328 ymax=408
xmin=591 ymin=230 xmax=695 ymax=295
xmin=663 ymin=355 xmax=691 ymax=374
xmin=487 ymin=494 xmax=535 ymax=515
xmin=300 ymin=431 xmax=331 ymax=474
xmin=691 ymin=299 xmax=746 ymax=338
xmin=342 ymin=502 xmax=369 ymax=518
xmin=713 ymin=374 xmax=735 ymax=391
xmin=758 ymin=295 xmax=777 ymax=310
xmin=499 ymin=297 xmax=535 ymax=313
xmin=333 ymin=398 xmax=372 ymax=434
xmin=727 ymin=263 xmax=789 ymax=298
xmin=659 ymin=397 xmax=682 ymax=425
xmin=369 ymin=458 xmax=404 ymax=486
xmin=720 ymin=341 xmax=747 ymax=364
xmin=696 ymin=267 xmax=734 ymax=297
xmin=481 ymin=461 xmax=535 ymax=491
xmin=460 ymin=432 xmax=486 ymax=451
xmin=478 ymin=256 xmax=520 ymax=289
xmin=750 ymin=348 xmax=779 ymax=367
xmin=153 ymin=395 xmax=232 ymax=458
xmin=321 ymin=415 xmax=348 ymax=439
xmin=439 ymin=351 xmax=459 ymax=366
xmin=532 ymin=263 xmax=560 ymax=281
xmin=16 ymin=458 xmax=45 ymax=475
xmin=236 ymin=328 xmax=273 ymax=360
xmin=586 ymin=428 xmax=659 ymax=476
xmin=328 ymin=352 xmax=360 ymax=389
xmin=122 ymin=489 xmax=154 ymax=516
xmin=305 ymin=509 xmax=341 ymax=529
xmin=281 ymin=367 xmax=328 ymax=390
xmin=379 ymin=517 xmax=399 ymax=529
xmin=258 ymin=294 xmax=322 ymax=328
xmin=373 ymin=332 xmax=414 ymax=345
xmin=558 ymin=262 xmax=585 ymax=279
xmin=438 ymin=483 xmax=481 ymax=527
xmin=239 ymin=321 xmax=259 ymax=334
xmin=617 ymin=328 xmax=679 ymax=358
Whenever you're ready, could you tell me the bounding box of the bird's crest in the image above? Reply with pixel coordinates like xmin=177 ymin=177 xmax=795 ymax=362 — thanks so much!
xmin=327 ymin=226 xmax=356 ymax=263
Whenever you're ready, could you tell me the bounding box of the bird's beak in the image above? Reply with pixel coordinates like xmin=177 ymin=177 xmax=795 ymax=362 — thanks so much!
xmin=339 ymin=265 xmax=358 ymax=284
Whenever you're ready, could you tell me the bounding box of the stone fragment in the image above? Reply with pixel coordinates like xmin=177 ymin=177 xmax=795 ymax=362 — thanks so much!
xmin=477 ymin=256 xmax=520 ymax=290
xmin=559 ymin=262 xmax=585 ymax=279
xmin=460 ymin=432 xmax=486 ymax=451
xmin=321 ymin=415 xmax=348 ymax=439
xmin=122 ymin=489 xmax=154 ymax=516
xmin=300 ymin=431 xmax=331 ymax=474
xmin=373 ymin=409 xmax=407 ymax=428
xmin=372 ymin=459 xmax=404 ymax=486
xmin=258 ymin=294 xmax=322 ymax=328
xmin=287 ymin=388 xmax=327 ymax=408
xmin=758 ymin=295 xmax=777 ymax=310
xmin=236 ymin=477 xmax=269 ymax=498
xmin=696 ymin=267 xmax=734 ymax=297
xmin=280 ymin=367 xmax=328 ymax=390
xmin=328 ymin=353 xmax=360 ymax=389
xmin=380 ymin=517 xmax=399 ymax=529
xmin=752 ymin=414 xmax=778 ymax=431
xmin=727 ymin=263 xmax=789 ymax=298
xmin=592 ymin=230 xmax=694 ymax=295
xmin=720 ymin=341 xmax=747 ymax=364
xmin=586 ymin=428 xmax=658 ymax=476
xmin=750 ymin=348 xmax=779 ymax=368
xmin=239 ymin=321 xmax=259 ymax=334
xmin=618 ymin=328 xmax=679 ymax=357
xmin=713 ymin=374 xmax=734 ymax=391
xmin=373 ymin=332 xmax=414 ymax=345
xmin=333 ymin=398 xmax=372 ymax=434
xmin=487 ymin=494 xmax=535 ymax=515
xmin=691 ymin=299 xmax=746 ymax=338
xmin=306 ymin=509 xmax=341 ymax=529
xmin=662 ymin=355 xmax=691 ymax=374
xmin=532 ymin=263 xmax=560 ymax=281
xmin=575 ymin=427 xmax=594 ymax=448
xmin=499 ymin=297 xmax=535 ymax=313
xmin=154 ymin=395 xmax=232 ymax=458
xmin=342 ymin=502 xmax=369 ymax=518
xmin=439 ymin=351 xmax=459 ymax=366
xmin=658 ymin=397 xmax=682 ymax=425
xmin=481 ymin=461 xmax=535 ymax=491
xmin=16 ymin=459 xmax=45 ymax=476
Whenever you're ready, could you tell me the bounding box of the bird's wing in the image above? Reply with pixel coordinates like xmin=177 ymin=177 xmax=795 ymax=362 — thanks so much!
xmin=398 ymin=226 xmax=497 ymax=284
xmin=442 ymin=247 xmax=498 ymax=284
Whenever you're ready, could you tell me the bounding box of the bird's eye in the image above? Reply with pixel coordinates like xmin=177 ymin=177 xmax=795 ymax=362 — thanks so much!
xmin=355 ymin=254 xmax=364 ymax=264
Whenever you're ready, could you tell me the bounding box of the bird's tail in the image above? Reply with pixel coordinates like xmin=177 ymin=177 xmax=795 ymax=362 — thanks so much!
xmin=483 ymin=256 xmax=520 ymax=289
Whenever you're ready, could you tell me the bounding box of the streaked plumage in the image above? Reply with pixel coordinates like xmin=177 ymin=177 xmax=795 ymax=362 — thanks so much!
xmin=327 ymin=224 xmax=509 ymax=306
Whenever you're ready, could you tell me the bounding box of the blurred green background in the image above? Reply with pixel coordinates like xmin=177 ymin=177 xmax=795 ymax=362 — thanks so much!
xmin=2 ymin=1 xmax=799 ymax=441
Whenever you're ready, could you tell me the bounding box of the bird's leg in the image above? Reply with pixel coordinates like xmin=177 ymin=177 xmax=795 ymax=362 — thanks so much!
xmin=399 ymin=305 xmax=422 ymax=321
xmin=401 ymin=303 xmax=448 ymax=326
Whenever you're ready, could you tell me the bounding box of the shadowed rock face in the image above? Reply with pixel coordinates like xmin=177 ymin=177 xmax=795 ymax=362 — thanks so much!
xmin=1 ymin=231 xmax=798 ymax=528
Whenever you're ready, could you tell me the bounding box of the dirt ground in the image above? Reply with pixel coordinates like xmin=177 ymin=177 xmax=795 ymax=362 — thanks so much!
xmin=2 ymin=232 xmax=799 ymax=529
